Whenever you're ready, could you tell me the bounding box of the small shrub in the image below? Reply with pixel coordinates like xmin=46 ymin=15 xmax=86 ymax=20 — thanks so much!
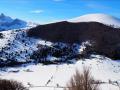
xmin=0 ymin=33 xmax=3 ymax=38
xmin=0 ymin=79 xmax=28 ymax=90
xmin=65 ymin=67 xmax=100 ymax=90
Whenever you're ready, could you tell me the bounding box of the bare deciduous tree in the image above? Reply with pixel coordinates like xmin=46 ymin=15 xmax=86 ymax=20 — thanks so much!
xmin=65 ymin=67 xmax=100 ymax=90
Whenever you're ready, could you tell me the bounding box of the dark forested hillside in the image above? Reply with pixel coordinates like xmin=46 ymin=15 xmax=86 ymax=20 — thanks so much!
xmin=27 ymin=21 xmax=120 ymax=43
xmin=27 ymin=21 xmax=120 ymax=60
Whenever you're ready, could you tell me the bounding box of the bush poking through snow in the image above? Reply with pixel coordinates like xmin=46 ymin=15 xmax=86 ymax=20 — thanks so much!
xmin=0 ymin=33 xmax=3 ymax=38
xmin=0 ymin=79 xmax=28 ymax=90
xmin=65 ymin=67 xmax=100 ymax=90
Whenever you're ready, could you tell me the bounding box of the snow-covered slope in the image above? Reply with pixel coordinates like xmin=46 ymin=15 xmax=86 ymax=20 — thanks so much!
xmin=68 ymin=13 xmax=120 ymax=27
xmin=0 ymin=13 xmax=37 ymax=31
xmin=0 ymin=29 xmax=68 ymax=64
xmin=0 ymin=29 xmax=47 ymax=63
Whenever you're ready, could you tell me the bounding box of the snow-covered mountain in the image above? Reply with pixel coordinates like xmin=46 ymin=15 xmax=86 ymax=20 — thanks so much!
xmin=0 ymin=13 xmax=37 ymax=31
xmin=0 ymin=13 xmax=120 ymax=90
xmin=0 ymin=16 xmax=120 ymax=66
xmin=0 ymin=13 xmax=120 ymax=66
xmin=0 ymin=13 xmax=13 ymax=23
xmin=68 ymin=13 xmax=120 ymax=27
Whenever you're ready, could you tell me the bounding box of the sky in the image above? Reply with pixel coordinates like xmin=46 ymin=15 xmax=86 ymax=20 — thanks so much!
xmin=0 ymin=0 xmax=120 ymax=24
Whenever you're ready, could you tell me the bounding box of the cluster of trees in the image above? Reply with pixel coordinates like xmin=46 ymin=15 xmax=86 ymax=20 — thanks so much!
xmin=30 ymin=43 xmax=84 ymax=64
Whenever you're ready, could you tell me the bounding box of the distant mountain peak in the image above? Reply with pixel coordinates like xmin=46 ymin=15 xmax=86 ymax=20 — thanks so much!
xmin=0 ymin=13 xmax=13 ymax=23
xmin=68 ymin=13 xmax=120 ymax=27
xmin=0 ymin=13 xmax=37 ymax=31
xmin=0 ymin=13 xmax=5 ymax=17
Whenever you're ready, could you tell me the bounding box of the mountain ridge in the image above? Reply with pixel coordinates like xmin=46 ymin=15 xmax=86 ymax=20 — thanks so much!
xmin=0 ymin=13 xmax=120 ymax=67
xmin=0 ymin=13 xmax=38 ymax=31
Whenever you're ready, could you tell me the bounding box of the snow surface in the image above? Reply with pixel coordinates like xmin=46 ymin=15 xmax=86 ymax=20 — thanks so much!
xmin=0 ymin=30 xmax=14 ymax=48
xmin=68 ymin=13 xmax=120 ymax=27
xmin=0 ymin=55 xmax=120 ymax=90
xmin=0 ymin=29 xmax=39 ymax=62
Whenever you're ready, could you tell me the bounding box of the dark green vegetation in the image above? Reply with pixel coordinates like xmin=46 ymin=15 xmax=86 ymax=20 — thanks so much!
xmin=0 ymin=33 xmax=3 ymax=38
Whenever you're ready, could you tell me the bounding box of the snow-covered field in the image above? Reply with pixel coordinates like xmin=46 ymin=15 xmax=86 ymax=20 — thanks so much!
xmin=0 ymin=55 xmax=120 ymax=90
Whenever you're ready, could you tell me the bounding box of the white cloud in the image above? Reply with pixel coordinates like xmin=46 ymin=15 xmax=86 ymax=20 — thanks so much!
xmin=86 ymin=3 xmax=109 ymax=9
xmin=30 ymin=10 xmax=44 ymax=14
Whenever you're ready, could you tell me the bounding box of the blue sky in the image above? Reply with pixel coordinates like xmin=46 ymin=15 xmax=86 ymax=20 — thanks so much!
xmin=0 ymin=0 xmax=120 ymax=24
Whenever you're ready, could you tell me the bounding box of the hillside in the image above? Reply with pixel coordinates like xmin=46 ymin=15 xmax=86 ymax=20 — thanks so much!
xmin=28 ymin=21 xmax=120 ymax=60
xmin=0 ymin=20 xmax=120 ymax=67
